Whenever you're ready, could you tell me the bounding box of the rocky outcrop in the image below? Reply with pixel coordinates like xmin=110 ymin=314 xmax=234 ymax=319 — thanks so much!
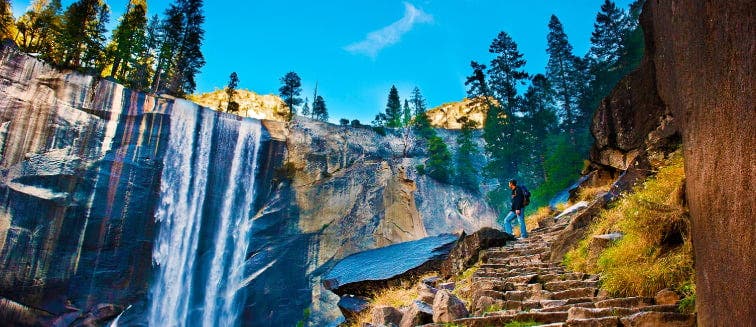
xmin=425 ymin=98 xmax=488 ymax=129
xmin=439 ymin=227 xmax=514 ymax=278
xmin=187 ymin=89 xmax=289 ymax=121
xmin=645 ymin=1 xmax=755 ymax=324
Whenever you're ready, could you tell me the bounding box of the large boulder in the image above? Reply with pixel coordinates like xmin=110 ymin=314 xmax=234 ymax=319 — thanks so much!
xmin=399 ymin=300 xmax=433 ymax=327
xmin=439 ymin=228 xmax=514 ymax=278
xmin=370 ymin=305 xmax=403 ymax=326
xmin=432 ymin=290 xmax=468 ymax=323
xmin=644 ymin=1 xmax=755 ymax=325
xmin=337 ymin=295 xmax=370 ymax=323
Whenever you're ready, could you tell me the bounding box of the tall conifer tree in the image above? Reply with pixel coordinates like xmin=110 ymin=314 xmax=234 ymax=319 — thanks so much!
xmin=546 ymin=15 xmax=579 ymax=143
xmin=278 ymin=71 xmax=302 ymax=120
xmin=456 ymin=117 xmax=480 ymax=193
xmin=108 ymin=1 xmax=147 ymax=85
xmin=384 ymin=85 xmax=402 ymax=128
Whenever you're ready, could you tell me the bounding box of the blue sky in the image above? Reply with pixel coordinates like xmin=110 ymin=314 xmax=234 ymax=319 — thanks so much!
xmin=11 ymin=0 xmax=635 ymax=123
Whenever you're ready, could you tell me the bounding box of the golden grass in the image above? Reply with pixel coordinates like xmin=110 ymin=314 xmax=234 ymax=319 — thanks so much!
xmin=350 ymin=285 xmax=419 ymax=326
xmin=523 ymin=206 xmax=554 ymax=234
xmin=349 ymin=272 xmax=440 ymax=326
xmin=555 ymin=202 xmax=570 ymax=212
xmin=576 ymin=184 xmax=612 ymax=202
xmin=564 ymin=151 xmax=694 ymax=298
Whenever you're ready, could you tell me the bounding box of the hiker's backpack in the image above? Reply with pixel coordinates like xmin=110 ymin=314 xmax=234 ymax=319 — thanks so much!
xmin=521 ymin=186 xmax=531 ymax=206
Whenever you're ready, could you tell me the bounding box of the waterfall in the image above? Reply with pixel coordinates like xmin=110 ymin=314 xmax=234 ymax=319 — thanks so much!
xmin=147 ymin=101 xmax=263 ymax=327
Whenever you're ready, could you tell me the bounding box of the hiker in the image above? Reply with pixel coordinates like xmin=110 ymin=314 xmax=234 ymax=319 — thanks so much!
xmin=502 ymin=179 xmax=528 ymax=238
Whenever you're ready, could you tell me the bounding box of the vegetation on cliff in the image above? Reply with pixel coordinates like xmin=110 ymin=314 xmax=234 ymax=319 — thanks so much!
xmin=5 ymin=0 xmax=206 ymax=97
xmin=564 ymin=151 xmax=694 ymax=304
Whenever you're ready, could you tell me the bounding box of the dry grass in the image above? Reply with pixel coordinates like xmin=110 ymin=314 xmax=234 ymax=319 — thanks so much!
xmin=576 ymin=184 xmax=611 ymax=202
xmin=555 ymin=202 xmax=570 ymax=212
xmin=350 ymin=285 xmax=419 ymax=326
xmin=349 ymin=273 xmax=440 ymax=326
xmin=522 ymin=206 xmax=554 ymax=234
xmin=564 ymin=151 xmax=694 ymax=298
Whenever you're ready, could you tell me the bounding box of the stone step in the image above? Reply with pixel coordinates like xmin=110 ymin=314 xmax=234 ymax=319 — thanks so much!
xmin=593 ymin=297 xmax=654 ymax=309
xmin=470 ymin=280 xmax=515 ymax=292
xmin=568 ymin=307 xmax=639 ymax=320
xmin=487 ymin=254 xmax=546 ymax=265
xmin=504 ymin=274 xmax=539 ymax=284
xmin=537 ymin=301 xmax=596 ymax=313
xmin=544 ymin=280 xmax=600 ymax=292
xmin=566 ymin=316 xmax=620 ymax=327
xmin=484 ymin=246 xmax=550 ymax=258
xmin=453 ymin=311 xmax=569 ymax=327
xmin=480 ymin=262 xmax=561 ymax=270
xmin=550 ymin=287 xmax=598 ymax=300
xmin=619 ymin=311 xmax=696 ymax=326
xmin=539 ymin=272 xmax=592 ymax=283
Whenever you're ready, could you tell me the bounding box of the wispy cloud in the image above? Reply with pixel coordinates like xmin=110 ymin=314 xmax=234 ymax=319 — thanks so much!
xmin=344 ymin=2 xmax=433 ymax=58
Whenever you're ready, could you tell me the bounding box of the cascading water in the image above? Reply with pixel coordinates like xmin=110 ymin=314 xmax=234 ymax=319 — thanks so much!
xmin=147 ymin=100 xmax=263 ymax=327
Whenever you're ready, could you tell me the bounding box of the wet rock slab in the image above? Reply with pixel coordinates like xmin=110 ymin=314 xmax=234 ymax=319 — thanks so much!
xmin=324 ymin=234 xmax=458 ymax=296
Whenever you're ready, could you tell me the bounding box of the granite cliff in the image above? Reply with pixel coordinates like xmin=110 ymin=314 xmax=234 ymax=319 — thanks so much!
xmin=0 ymin=41 xmax=496 ymax=326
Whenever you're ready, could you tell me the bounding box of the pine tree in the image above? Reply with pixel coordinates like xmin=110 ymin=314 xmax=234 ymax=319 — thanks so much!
xmin=0 ymin=0 xmax=13 ymax=39
xmin=151 ymin=6 xmax=182 ymax=93
xmin=278 ymin=71 xmax=302 ymax=120
xmin=108 ymin=1 xmax=147 ymax=84
xmin=426 ymin=136 xmax=452 ymax=183
xmin=410 ymin=86 xmax=434 ymax=139
xmin=58 ymin=0 xmax=110 ymax=70
xmin=521 ymin=74 xmax=558 ymax=184
xmin=165 ymin=0 xmax=205 ymax=96
xmin=488 ymin=31 xmax=529 ymax=114
xmin=301 ymin=97 xmax=311 ymax=117
xmin=465 ymin=61 xmax=512 ymax=183
xmin=225 ymin=72 xmax=239 ymax=112
xmin=384 ymin=85 xmax=402 ymax=128
xmin=130 ymin=13 xmax=159 ymax=91
xmin=456 ymin=117 xmax=480 ymax=193
xmin=403 ymin=99 xmax=412 ymax=127
xmin=589 ymin=0 xmax=627 ymax=68
xmin=312 ymin=95 xmax=328 ymax=122
xmin=546 ymin=15 xmax=579 ymax=143
xmin=486 ymin=33 xmax=530 ymax=184
xmin=15 ymin=0 xmax=62 ymax=61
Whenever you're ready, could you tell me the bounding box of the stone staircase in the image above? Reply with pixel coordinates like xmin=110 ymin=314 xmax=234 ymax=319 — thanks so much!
xmin=433 ymin=222 xmax=696 ymax=327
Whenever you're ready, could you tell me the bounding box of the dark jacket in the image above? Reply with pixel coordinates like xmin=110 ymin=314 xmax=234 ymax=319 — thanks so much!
xmin=511 ymin=186 xmax=524 ymax=211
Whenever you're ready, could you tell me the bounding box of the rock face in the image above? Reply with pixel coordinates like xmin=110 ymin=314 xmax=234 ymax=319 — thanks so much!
xmin=188 ymin=89 xmax=289 ymax=121
xmin=0 ymin=41 xmax=498 ymax=325
xmin=425 ymin=98 xmax=488 ymax=129
xmin=646 ymin=1 xmax=755 ymax=324
xmin=0 ymin=40 xmax=173 ymax=315
xmin=590 ymin=1 xmax=756 ymax=325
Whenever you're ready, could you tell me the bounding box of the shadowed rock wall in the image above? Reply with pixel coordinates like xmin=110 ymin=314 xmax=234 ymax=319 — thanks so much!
xmin=646 ymin=1 xmax=755 ymax=324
